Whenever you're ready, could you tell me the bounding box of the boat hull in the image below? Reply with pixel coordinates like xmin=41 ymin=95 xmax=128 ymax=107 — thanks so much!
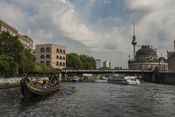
xmin=108 ymin=78 xmax=140 ymax=85
xmin=94 ymin=80 xmax=107 ymax=83
xmin=20 ymin=79 xmax=59 ymax=99
xmin=108 ymin=79 xmax=128 ymax=85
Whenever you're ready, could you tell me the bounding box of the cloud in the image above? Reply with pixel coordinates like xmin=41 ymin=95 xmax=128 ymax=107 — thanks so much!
xmin=1 ymin=0 xmax=175 ymax=67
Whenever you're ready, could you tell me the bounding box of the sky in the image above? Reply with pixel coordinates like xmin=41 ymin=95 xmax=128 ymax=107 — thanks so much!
xmin=1 ymin=0 xmax=175 ymax=68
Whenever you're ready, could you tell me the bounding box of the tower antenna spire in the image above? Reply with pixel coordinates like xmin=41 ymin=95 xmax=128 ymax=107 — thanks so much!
xmin=133 ymin=20 xmax=135 ymax=37
xmin=132 ymin=20 xmax=137 ymax=60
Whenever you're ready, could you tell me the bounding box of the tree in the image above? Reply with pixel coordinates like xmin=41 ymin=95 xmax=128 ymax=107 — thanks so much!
xmin=0 ymin=55 xmax=18 ymax=77
xmin=66 ymin=53 xmax=96 ymax=70
xmin=0 ymin=32 xmax=35 ymax=76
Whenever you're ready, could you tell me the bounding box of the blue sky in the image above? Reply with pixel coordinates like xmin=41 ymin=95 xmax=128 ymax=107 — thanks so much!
xmin=1 ymin=0 xmax=175 ymax=67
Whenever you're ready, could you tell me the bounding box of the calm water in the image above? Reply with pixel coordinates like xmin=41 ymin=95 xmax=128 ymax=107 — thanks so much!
xmin=0 ymin=82 xmax=175 ymax=117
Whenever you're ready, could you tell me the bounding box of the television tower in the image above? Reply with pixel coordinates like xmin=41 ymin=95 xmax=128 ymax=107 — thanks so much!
xmin=132 ymin=21 xmax=137 ymax=60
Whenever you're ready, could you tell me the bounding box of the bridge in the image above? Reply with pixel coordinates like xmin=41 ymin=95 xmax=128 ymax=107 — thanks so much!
xmin=60 ymin=70 xmax=154 ymax=81
xmin=61 ymin=69 xmax=153 ymax=74
xmin=60 ymin=70 xmax=175 ymax=85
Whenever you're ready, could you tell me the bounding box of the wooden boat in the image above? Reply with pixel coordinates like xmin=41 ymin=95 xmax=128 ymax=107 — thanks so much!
xmin=20 ymin=75 xmax=60 ymax=99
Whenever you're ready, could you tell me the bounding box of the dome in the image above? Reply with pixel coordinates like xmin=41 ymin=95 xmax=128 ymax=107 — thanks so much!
xmin=136 ymin=45 xmax=157 ymax=57
xmin=158 ymin=57 xmax=167 ymax=63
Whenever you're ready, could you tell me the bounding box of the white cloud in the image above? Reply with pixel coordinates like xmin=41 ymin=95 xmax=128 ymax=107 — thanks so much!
xmin=1 ymin=0 xmax=175 ymax=67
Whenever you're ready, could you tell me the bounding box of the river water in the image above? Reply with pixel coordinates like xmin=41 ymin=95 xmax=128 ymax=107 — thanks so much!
xmin=0 ymin=82 xmax=175 ymax=117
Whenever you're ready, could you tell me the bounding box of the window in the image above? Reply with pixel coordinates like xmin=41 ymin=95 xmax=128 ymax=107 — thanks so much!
xmin=63 ymin=50 xmax=65 ymax=54
xmin=56 ymin=55 xmax=59 ymax=59
xmin=46 ymin=55 xmax=50 ymax=59
xmin=40 ymin=48 xmax=45 ymax=52
xmin=63 ymin=56 xmax=65 ymax=60
xmin=40 ymin=61 xmax=44 ymax=64
xmin=56 ymin=61 xmax=59 ymax=66
xmin=56 ymin=49 xmax=59 ymax=53
xmin=63 ymin=62 xmax=65 ymax=66
xmin=46 ymin=47 xmax=51 ymax=52
xmin=60 ymin=49 xmax=62 ymax=53
xmin=46 ymin=61 xmax=50 ymax=65
xmin=60 ymin=56 xmax=62 ymax=59
xmin=40 ymin=55 xmax=44 ymax=59
xmin=60 ymin=62 xmax=62 ymax=66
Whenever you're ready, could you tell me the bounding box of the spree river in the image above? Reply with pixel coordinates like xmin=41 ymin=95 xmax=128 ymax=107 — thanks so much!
xmin=0 ymin=82 xmax=175 ymax=117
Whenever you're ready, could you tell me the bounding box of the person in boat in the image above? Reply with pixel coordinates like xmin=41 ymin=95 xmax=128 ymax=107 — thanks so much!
xmin=23 ymin=73 xmax=30 ymax=82
xmin=48 ymin=73 xmax=59 ymax=86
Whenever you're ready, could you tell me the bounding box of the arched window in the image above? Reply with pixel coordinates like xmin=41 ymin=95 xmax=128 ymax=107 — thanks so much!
xmin=60 ymin=56 xmax=62 ymax=59
xmin=63 ymin=62 xmax=65 ymax=66
xmin=56 ymin=49 xmax=59 ymax=53
xmin=46 ymin=61 xmax=50 ymax=65
xmin=46 ymin=55 xmax=50 ymax=59
xmin=56 ymin=61 xmax=59 ymax=66
xmin=60 ymin=49 xmax=62 ymax=53
xmin=40 ymin=61 xmax=44 ymax=64
xmin=40 ymin=48 xmax=45 ymax=52
xmin=63 ymin=50 xmax=65 ymax=54
xmin=56 ymin=55 xmax=59 ymax=59
xmin=46 ymin=47 xmax=51 ymax=52
xmin=40 ymin=55 xmax=44 ymax=59
xmin=60 ymin=62 xmax=62 ymax=66
xmin=63 ymin=56 xmax=65 ymax=60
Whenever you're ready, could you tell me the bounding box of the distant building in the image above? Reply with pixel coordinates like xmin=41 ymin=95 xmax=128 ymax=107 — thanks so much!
xmin=34 ymin=44 xmax=66 ymax=69
xmin=95 ymin=59 xmax=101 ymax=69
xmin=18 ymin=35 xmax=33 ymax=50
xmin=0 ymin=20 xmax=18 ymax=36
xmin=128 ymin=23 xmax=168 ymax=71
xmin=167 ymin=41 xmax=175 ymax=72
xmin=128 ymin=45 xmax=168 ymax=71
xmin=103 ymin=60 xmax=111 ymax=69
xmin=167 ymin=52 xmax=175 ymax=72
xmin=0 ymin=20 xmax=33 ymax=50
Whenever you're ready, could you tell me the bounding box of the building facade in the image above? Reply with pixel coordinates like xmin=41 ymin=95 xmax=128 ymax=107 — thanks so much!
xmin=19 ymin=35 xmax=33 ymax=50
xmin=0 ymin=20 xmax=33 ymax=50
xmin=95 ymin=59 xmax=101 ymax=69
xmin=103 ymin=60 xmax=111 ymax=69
xmin=167 ymin=50 xmax=175 ymax=72
xmin=34 ymin=44 xmax=66 ymax=69
xmin=128 ymin=45 xmax=168 ymax=71
xmin=0 ymin=20 xmax=18 ymax=36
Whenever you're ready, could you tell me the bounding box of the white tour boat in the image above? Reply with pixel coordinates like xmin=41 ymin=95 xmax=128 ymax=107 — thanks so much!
xmin=108 ymin=76 xmax=140 ymax=85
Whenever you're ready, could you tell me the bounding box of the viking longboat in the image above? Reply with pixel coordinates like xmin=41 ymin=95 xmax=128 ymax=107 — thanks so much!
xmin=20 ymin=75 xmax=60 ymax=99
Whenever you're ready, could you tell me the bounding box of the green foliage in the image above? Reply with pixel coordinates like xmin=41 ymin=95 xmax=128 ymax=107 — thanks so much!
xmin=66 ymin=53 xmax=95 ymax=70
xmin=0 ymin=32 xmax=35 ymax=77
xmin=33 ymin=63 xmax=56 ymax=74
xmin=0 ymin=31 xmax=56 ymax=77
xmin=0 ymin=32 xmax=24 ymax=64
xmin=0 ymin=55 xmax=18 ymax=77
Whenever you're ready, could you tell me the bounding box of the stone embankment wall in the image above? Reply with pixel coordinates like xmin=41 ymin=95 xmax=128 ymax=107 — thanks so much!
xmin=0 ymin=77 xmax=48 ymax=89
xmin=144 ymin=72 xmax=175 ymax=85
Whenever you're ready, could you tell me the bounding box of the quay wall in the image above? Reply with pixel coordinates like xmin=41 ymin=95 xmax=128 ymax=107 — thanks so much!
xmin=0 ymin=77 xmax=48 ymax=89
xmin=143 ymin=72 xmax=175 ymax=85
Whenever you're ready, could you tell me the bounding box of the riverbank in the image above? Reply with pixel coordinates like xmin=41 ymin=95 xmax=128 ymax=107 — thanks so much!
xmin=0 ymin=77 xmax=49 ymax=89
